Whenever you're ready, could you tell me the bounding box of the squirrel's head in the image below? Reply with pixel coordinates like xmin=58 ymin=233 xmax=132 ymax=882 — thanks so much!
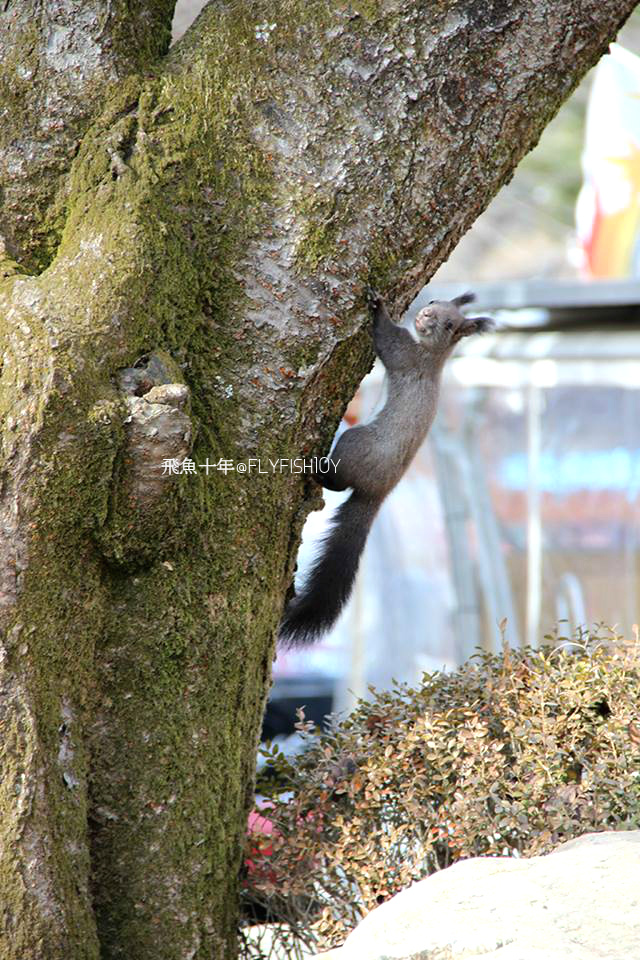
xmin=414 ymin=292 xmax=493 ymax=349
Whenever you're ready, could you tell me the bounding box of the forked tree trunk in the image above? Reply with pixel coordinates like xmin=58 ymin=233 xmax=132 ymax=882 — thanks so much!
xmin=0 ymin=1 xmax=634 ymax=957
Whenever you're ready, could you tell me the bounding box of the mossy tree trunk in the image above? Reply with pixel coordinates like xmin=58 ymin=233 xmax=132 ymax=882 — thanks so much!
xmin=0 ymin=1 xmax=634 ymax=957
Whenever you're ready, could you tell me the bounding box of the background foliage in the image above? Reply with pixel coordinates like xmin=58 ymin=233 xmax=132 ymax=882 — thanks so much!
xmin=240 ymin=628 xmax=640 ymax=956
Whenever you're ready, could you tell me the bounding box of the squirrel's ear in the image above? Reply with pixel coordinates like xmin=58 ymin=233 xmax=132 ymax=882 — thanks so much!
xmin=452 ymin=291 xmax=476 ymax=307
xmin=469 ymin=316 xmax=494 ymax=332
xmin=453 ymin=315 xmax=494 ymax=340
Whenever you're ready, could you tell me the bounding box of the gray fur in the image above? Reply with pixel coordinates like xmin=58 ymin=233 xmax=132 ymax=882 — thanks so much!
xmin=279 ymin=291 xmax=493 ymax=647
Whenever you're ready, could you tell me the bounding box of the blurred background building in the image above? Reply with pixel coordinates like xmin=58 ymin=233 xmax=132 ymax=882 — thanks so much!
xmin=173 ymin=4 xmax=640 ymax=731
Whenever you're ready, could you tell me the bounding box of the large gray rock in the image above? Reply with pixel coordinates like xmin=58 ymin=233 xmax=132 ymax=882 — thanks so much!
xmin=315 ymin=831 xmax=640 ymax=960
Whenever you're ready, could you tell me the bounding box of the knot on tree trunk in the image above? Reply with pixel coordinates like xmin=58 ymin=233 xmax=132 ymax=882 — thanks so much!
xmin=119 ymin=350 xmax=192 ymax=508
xmin=122 ymin=381 xmax=191 ymax=507
xmin=93 ymin=350 xmax=193 ymax=568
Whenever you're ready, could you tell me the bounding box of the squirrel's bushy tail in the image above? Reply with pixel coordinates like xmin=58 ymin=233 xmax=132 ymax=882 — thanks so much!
xmin=279 ymin=492 xmax=380 ymax=647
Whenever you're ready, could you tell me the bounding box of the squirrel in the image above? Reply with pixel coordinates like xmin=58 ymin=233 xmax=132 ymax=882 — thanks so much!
xmin=279 ymin=290 xmax=493 ymax=647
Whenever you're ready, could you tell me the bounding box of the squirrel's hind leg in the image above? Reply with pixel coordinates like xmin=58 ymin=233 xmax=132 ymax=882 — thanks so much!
xmin=312 ymin=460 xmax=349 ymax=491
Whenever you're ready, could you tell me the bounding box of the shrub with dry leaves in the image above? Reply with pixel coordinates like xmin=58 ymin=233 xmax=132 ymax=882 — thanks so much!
xmin=239 ymin=628 xmax=640 ymax=957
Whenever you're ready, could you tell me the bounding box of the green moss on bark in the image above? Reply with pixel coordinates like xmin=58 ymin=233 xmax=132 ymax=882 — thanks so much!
xmin=0 ymin=6 xmax=308 ymax=953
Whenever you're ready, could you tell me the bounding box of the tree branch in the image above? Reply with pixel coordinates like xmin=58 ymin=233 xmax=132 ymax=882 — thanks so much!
xmin=167 ymin=0 xmax=635 ymax=446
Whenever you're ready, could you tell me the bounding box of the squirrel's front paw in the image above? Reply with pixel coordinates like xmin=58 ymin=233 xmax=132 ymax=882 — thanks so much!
xmin=366 ymin=285 xmax=381 ymax=309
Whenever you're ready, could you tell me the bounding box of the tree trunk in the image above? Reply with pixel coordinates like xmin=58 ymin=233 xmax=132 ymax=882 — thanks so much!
xmin=0 ymin=1 xmax=634 ymax=957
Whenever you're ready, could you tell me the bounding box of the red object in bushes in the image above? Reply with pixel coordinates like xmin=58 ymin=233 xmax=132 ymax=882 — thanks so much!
xmin=245 ymin=808 xmax=278 ymax=879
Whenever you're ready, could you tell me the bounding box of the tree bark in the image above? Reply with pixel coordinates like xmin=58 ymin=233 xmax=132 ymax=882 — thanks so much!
xmin=0 ymin=0 xmax=176 ymax=272
xmin=0 ymin=1 xmax=634 ymax=957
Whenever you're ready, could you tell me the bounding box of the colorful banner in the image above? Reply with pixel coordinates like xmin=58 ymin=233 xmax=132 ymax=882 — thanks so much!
xmin=577 ymin=44 xmax=640 ymax=278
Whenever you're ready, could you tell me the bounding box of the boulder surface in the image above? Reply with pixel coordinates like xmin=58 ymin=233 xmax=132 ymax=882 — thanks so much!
xmin=314 ymin=830 xmax=640 ymax=960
